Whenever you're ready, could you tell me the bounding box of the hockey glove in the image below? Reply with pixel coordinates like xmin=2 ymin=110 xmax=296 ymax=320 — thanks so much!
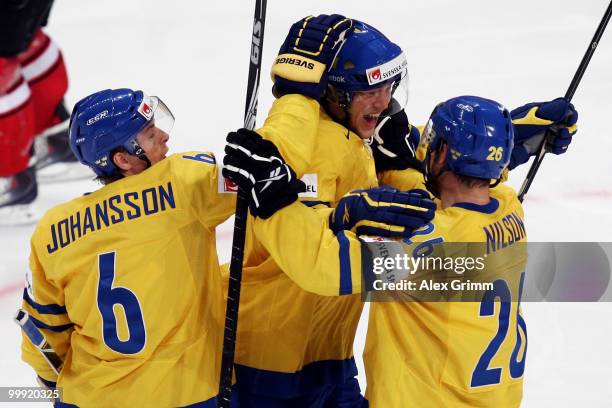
xmin=271 ymin=14 xmax=353 ymax=100
xmin=371 ymin=109 xmax=422 ymax=173
xmin=509 ymin=97 xmax=578 ymax=170
xmin=223 ymin=128 xmax=306 ymax=219
xmin=330 ymin=188 xmax=435 ymax=238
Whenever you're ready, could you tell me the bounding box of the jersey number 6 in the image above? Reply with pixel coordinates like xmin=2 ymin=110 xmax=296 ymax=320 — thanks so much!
xmin=97 ymin=252 xmax=146 ymax=354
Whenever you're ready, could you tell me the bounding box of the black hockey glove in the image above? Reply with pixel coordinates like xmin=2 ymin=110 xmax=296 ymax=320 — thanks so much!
xmin=371 ymin=109 xmax=423 ymax=173
xmin=271 ymin=14 xmax=353 ymax=100
xmin=223 ymin=129 xmax=306 ymax=219
xmin=330 ymin=188 xmax=435 ymax=238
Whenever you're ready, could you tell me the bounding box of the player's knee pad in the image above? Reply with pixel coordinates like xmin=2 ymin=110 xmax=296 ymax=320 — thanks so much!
xmin=0 ymin=61 xmax=36 ymax=176
xmin=18 ymin=30 xmax=68 ymax=134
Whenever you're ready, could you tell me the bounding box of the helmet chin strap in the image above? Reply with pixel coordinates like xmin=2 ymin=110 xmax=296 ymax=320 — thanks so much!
xmin=323 ymin=87 xmax=354 ymax=135
xmin=128 ymin=138 xmax=152 ymax=169
xmin=133 ymin=146 xmax=152 ymax=169
xmin=424 ymin=146 xmax=449 ymax=199
xmin=425 ymin=166 xmax=447 ymax=200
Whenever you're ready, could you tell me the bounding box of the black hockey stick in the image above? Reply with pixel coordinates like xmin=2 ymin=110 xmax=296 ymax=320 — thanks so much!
xmin=217 ymin=0 xmax=267 ymax=407
xmin=518 ymin=0 xmax=612 ymax=202
xmin=15 ymin=309 xmax=63 ymax=375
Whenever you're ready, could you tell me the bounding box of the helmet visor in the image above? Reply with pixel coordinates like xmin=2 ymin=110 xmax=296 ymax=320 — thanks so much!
xmin=150 ymin=96 xmax=175 ymax=134
xmin=387 ymin=70 xmax=409 ymax=116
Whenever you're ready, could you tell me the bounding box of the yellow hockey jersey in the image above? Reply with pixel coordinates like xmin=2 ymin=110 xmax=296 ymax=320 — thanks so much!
xmin=228 ymin=94 xmax=378 ymax=397
xmin=364 ymin=184 xmax=527 ymax=408
xmin=21 ymin=152 xmax=234 ymax=407
xmin=243 ymin=101 xmax=527 ymax=404
xmin=378 ymin=167 xmax=426 ymax=192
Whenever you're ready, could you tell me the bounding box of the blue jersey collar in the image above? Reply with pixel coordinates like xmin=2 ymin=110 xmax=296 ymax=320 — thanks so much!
xmin=451 ymin=197 xmax=499 ymax=214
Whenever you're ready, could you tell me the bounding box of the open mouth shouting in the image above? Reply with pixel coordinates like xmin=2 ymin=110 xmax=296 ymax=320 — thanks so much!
xmin=358 ymin=112 xmax=383 ymax=137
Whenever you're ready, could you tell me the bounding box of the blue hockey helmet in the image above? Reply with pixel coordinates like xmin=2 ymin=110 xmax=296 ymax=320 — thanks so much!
xmin=327 ymin=20 xmax=409 ymax=115
xmin=416 ymin=95 xmax=514 ymax=180
xmin=69 ymin=88 xmax=174 ymax=177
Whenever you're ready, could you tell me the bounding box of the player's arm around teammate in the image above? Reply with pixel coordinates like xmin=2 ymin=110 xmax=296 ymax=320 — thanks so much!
xmin=222 ymin=128 xmax=436 ymax=296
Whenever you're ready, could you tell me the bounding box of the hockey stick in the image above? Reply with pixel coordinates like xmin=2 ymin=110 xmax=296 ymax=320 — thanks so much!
xmin=518 ymin=0 xmax=612 ymax=202
xmin=217 ymin=0 xmax=267 ymax=407
xmin=14 ymin=309 xmax=63 ymax=375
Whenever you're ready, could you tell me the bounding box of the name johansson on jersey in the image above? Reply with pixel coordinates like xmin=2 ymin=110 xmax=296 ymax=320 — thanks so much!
xmin=46 ymin=182 xmax=176 ymax=254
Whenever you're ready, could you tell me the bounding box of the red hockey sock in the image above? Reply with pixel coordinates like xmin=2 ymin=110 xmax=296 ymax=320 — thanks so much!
xmin=0 ymin=57 xmax=36 ymax=177
xmin=18 ymin=29 xmax=68 ymax=135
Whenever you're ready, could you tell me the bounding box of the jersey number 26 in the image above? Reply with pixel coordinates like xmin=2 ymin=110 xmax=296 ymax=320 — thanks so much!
xmin=471 ymin=273 xmax=527 ymax=387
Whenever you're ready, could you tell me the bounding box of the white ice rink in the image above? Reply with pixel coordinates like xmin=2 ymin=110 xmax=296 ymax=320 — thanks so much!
xmin=1 ymin=0 xmax=611 ymax=406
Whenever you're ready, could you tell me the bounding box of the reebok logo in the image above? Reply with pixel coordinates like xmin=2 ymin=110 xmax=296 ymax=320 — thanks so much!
xmin=259 ymin=167 xmax=286 ymax=193
xmin=343 ymin=203 xmax=350 ymax=224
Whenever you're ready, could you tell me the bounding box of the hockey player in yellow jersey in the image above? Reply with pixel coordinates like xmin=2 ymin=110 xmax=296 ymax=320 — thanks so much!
xmin=225 ymin=12 xmax=579 ymax=408
xmin=222 ymin=94 xmax=576 ymax=407
xmin=19 ymin=87 xmax=437 ymax=407
xmin=18 ymin=88 xmax=239 ymax=407
xmin=363 ymin=96 xmax=529 ymax=407
xmin=226 ymin=14 xmax=413 ymax=407
xmin=232 ymin=96 xmax=526 ymax=407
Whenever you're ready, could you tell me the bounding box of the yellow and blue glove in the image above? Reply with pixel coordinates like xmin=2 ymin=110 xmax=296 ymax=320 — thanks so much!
xmin=509 ymin=97 xmax=578 ymax=169
xmin=330 ymin=188 xmax=435 ymax=238
xmin=271 ymin=14 xmax=353 ymax=100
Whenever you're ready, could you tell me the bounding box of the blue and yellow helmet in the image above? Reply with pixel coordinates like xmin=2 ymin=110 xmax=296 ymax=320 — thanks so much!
xmin=417 ymin=95 xmax=514 ymax=180
xmin=69 ymin=88 xmax=174 ymax=177
xmin=327 ymin=20 xmax=409 ymax=114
